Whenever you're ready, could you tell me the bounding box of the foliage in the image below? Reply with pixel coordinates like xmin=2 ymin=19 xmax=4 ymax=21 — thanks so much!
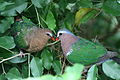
xmin=0 ymin=0 xmax=120 ymax=80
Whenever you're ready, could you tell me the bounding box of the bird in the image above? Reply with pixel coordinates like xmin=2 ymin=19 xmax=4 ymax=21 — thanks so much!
xmin=11 ymin=16 xmax=54 ymax=53
xmin=56 ymin=29 xmax=120 ymax=65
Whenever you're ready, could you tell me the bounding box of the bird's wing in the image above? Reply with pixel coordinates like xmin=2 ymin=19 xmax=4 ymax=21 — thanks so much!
xmin=67 ymin=38 xmax=107 ymax=65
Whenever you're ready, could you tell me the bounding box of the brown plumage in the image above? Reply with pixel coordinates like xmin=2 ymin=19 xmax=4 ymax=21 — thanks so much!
xmin=25 ymin=28 xmax=53 ymax=52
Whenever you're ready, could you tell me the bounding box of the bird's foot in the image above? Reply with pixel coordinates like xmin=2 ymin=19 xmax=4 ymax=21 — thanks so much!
xmin=19 ymin=51 xmax=26 ymax=58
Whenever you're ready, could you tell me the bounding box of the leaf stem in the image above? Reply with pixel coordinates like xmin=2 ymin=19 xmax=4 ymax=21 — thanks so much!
xmin=1 ymin=63 xmax=6 ymax=74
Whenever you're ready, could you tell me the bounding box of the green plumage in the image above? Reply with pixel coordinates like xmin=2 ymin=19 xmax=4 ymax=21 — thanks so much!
xmin=11 ymin=17 xmax=36 ymax=49
xmin=67 ymin=38 xmax=107 ymax=65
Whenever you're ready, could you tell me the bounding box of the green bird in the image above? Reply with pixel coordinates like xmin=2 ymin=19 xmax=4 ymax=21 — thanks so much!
xmin=11 ymin=16 xmax=53 ymax=53
xmin=56 ymin=29 xmax=120 ymax=65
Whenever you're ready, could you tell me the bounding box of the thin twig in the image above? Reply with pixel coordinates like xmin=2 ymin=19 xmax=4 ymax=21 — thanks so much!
xmin=1 ymin=63 xmax=6 ymax=74
xmin=46 ymin=40 xmax=60 ymax=46
xmin=35 ymin=7 xmax=41 ymax=27
xmin=61 ymin=56 xmax=66 ymax=74
xmin=0 ymin=53 xmax=29 ymax=63
xmin=28 ymin=54 xmax=31 ymax=77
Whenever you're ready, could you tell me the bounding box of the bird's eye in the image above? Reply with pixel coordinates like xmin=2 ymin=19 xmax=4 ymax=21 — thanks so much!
xmin=59 ymin=33 xmax=62 ymax=36
xmin=46 ymin=33 xmax=50 ymax=36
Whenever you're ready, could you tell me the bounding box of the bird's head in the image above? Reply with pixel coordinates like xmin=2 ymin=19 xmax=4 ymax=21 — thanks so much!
xmin=43 ymin=29 xmax=55 ymax=41
xmin=56 ymin=29 xmax=75 ymax=41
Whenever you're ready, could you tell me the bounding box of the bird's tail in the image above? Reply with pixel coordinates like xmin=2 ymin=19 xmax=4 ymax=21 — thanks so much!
xmin=98 ymin=51 xmax=120 ymax=64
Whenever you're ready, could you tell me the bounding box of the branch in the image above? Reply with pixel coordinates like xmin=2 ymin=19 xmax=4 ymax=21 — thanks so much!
xmin=46 ymin=40 xmax=60 ymax=46
xmin=0 ymin=53 xmax=29 ymax=63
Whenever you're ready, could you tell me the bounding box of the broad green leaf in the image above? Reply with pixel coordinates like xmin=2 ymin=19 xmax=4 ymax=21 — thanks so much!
xmin=9 ymin=55 xmax=27 ymax=63
xmin=0 ymin=2 xmax=14 ymax=11
xmin=31 ymin=0 xmax=43 ymax=8
xmin=0 ymin=17 xmax=14 ymax=33
xmin=30 ymin=57 xmax=43 ymax=77
xmin=0 ymin=74 xmax=6 ymax=80
xmin=0 ymin=46 xmax=14 ymax=59
xmin=52 ymin=60 xmax=62 ymax=75
xmin=1 ymin=0 xmax=28 ymax=16
xmin=87 ymin=65 xmax=98 ymax=80
xmin=76 ymin=0 xmax=93 ymax=8
xmin=75 ymin=8 xmax=92 ymax=25
xmin=0 ymin=36 xmax=15 ymax=49
xmin=103 ymin=0 xmax=120 ymax=16
xmin=41 ymin=50 xmax=53 ymax=70
xmin=80 ymin=9 xmax=98 ymax=24
xmin=102 ymin=60 xmax=120 ymax=80
xmin=6 ymin=67 xmax=22 ymax=80
xmin=62 ymin=63 xmax=84 ymax=80
xmin=22 ymin=64 xmax=28 ymax=78
xmin=46 ymin=10 xmax=56 ymax=31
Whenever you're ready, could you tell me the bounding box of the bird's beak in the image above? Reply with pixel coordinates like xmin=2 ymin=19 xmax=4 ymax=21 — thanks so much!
xmin=55 ymin=37 xmax=59 ymax=41
xmin=51 ymin=37 xmax=55 ymax=41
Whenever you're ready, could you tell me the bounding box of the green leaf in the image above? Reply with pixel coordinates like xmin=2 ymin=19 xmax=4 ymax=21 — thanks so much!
xmin=9 ymin=55 xmax=27 ymax=63
xmin=0 ymin=46 xmax=14 ymax=59
xmin=41 ymin=50 xmax=53 ymax=70
xmin=22 ymin=64 xmax=28 ymax=78
xmin=62 ymin=63 xmax=84 ymax=80
xmin=87 ymin=65 xmax=98 ymax=80
xmin=76 ymin=0 xmax=93 ymax=8
xmin=6 ymin=67 xmax=22 ymax=80
xmin=0 ymin=2 xmax=14 ymax=11
xmin=103 ymin=0 xmax=120 ymax=16
xmin=0 ymin=17 xmax=14 ymax=33
xmin=46 ymin=10 xmax=56 ymax=31
xmin=31 ymin=0 xmax=43 ymax=8
xmin=102 ymin=60 xmax=120 ymax=80
xmin=30 ymin=57 xmax=43 ymax=77
xmin=0 ymin=36 xmax=15 ymax=49
xmin=0 ymin=74 xmax=6 ymax=80
xmin=1 ymin=0 xmax=28 ymax=16
xmin=80 ymin=9 xmax=98 ymax=24
xmin=52 ymin=60 xmax=62 ymax=75
xmin=75 ymin=8 xmax=92 ymax=25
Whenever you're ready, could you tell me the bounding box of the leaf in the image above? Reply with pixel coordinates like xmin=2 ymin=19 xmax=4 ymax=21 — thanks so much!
xmin=41 ymin=50 xmax=53 ymax=70
xmin=30 ymin=57 xmax=43 ymax=77
xmin=1 ymin=0 xmax=28 ymax=16
xmin=9 ymin=55 xmax=27 ymax=63
xmin=75 ymin=8 xmax=92 ymax=25
xmin=0 ymin=36 xmax=15 ymax=49
xmin=103 ymin=0 xmax=120 ymax=16
xmin=6 ymin=67 xmax=22 ymax=80
xmin=77 ymin=0 xmax=93 ymax=8
xmin=0 ymin=2 xmax=14 ymax=11
xmin=52 ymin=60 xmax=62 ymax=75
xmin=80 ymin=9 xmax=98 ymax=24
xmin=0 ymin=17 xmax=14 ymax=33
xmin=62 ymin=63 xmax=84 ymax=80
xmin=0 ymin=74 xmax=6 ymax=80
xmin=46 ymin=10 xmax=56 ymax=31
xmin=22 ymin=64 xmax=28 ymax=78
xmin=31 ymin=0 xmax=43 ymax=8
xmin=102 ymin=60 xmax=120 ymax=80
xmin=0 ymin=46 xmax=14 ymax=59
xmin=87 ymin=65 xmax=98 ymax=80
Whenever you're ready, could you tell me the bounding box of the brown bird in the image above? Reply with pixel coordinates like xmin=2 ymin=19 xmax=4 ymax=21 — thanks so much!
xmin=12 ymin=16 xmax=54 ymax=53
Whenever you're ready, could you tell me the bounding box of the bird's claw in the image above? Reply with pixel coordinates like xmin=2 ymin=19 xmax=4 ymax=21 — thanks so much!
xmin=19 ymin=51 xmax=26 ymax=58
